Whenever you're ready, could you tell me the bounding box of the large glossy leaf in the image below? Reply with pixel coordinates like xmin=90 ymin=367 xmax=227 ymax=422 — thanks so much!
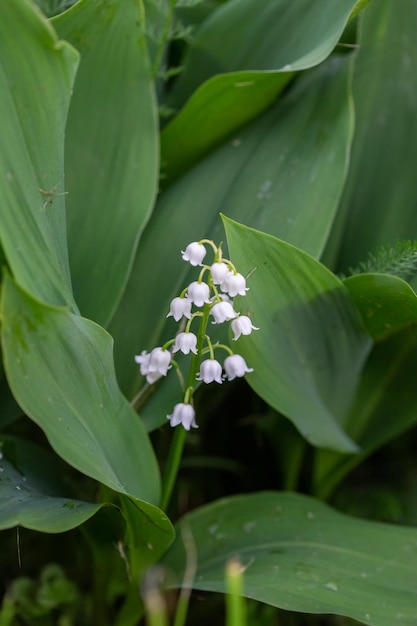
xmin=314 ymin=274 xmax=417 ymax=497
xmin=162 ymin=0 xmax=359 ymax=184
xmin=0 ymin=437 xmax=174 ymax=580
xmin=1 ymin=274 xmax=160 ymax=506
xmin=170 ymin=0 xmax=358 ymax=106
xmin=325 ymin=0 xmax=417 ymax=271
xmin=162 ymin=492 xmax=417 ymax=626
xmin=0 ymin=0 xmax=78 ymax=309
xmin=53 ymin=0 xmax=159 ymax=326
xmin=111 ymin=57 xmax=355 ymax=409
xmin=223 ymin=217 xmax=372 ymax=453
xmin=0 ymin=437 xmax=102 ymax=532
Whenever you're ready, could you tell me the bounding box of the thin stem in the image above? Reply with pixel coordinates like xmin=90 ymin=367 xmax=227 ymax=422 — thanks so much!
xmin=160 ymin=302 xmax=211 ymax=511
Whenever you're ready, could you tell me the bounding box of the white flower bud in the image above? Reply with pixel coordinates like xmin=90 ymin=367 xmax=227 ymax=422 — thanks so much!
xmin=210 ymin=262 xmax=229 ymax=285
xmin=196 ymin=359 xmax=223 ymax=384
xmin=167 ymin=297 xmax=192 ymax=322
xmin=224 ymin=354 xmax=253 ymax=380
xmin=147 ymin=347 xmax=171 ymax=375
xmin=187 ymin=281 xmax=211 ymax=307
xmin=172 ymin=332 xmax=198 ymax=355
xmin=181 ymin=241 xmax=207 ymax=266
xmin=222 ymin=271 xmax=248 ymax=297
xmin=210 ymin=301 xmax=238 ymax=324
xmin=231 ymin=315 xmax=259 ymax=340
xmin=167 ymin=403 xmax=198 ymax=430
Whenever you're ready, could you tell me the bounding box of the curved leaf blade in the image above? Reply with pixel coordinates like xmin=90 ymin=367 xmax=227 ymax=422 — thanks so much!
xmin=1 ymin=274 xmax=160 ymax=505
xmin=223 ymin=217 xmax=372 ymax=452
xmin=170 ymin=0 xmax=358 ymax=106
xmin=53 ymin=0 xmax=159 ymax=326
xmin=0 ymin=0 xmax=78 ymax=308
xmin=162 ymin=492 xmax=417 ymax=626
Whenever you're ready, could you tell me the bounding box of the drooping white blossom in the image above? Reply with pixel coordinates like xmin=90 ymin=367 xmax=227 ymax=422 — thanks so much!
xmin=181 ymin=241 xmax=207 ymax=266
xmin=187 ymin=281 xmax=211 ymax=307
xmin=222 ymin=271 xmax=248 ymax=297
xmin=172 ymin=332 xmax=198 ymax=355
xmin=167 ymin=403 xmax=198 ymax=430
xmin=196 ymin=359 xmax=223 ymax=384
xmin=223 ymin=354 xmax=253 ymax=380
xmin=167 ymin=297 xmax=192 ymax=322
xmin=231 ymin=315 xmax=259 ymax=340
xmin=210 ymin=300 xmax=238 ymax=324
xmin=210 ymin=262 xmax=229 ymax=285
xmin=135 ymin=351 xmax=164 ymax=384
xmin=147 ymin=347 xmax=171 ymax=375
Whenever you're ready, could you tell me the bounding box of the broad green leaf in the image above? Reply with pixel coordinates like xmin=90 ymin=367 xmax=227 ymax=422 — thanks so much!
xmin=0 ymin=437 xmax=102 ymax=532
xmin=326 ymin=0 xmax=417 ymax=271
xmin=0 ymin=437 xmax=174 ymax=581
xmin=162 ymin=0 xmax=359 ymax=183
xmin=161 ymin=72 xmax=291 ymax=185
xmin=314 ymin=274 xmax=417 ymax=496
xmin=53 ymin=0 xmax=159 ymax=326
xmin=0 ymin=0 xmax=78 ymax=309
xmin=111 ymin=57 xmax=354 ymax=408
xmin=170 ymin=0 xmax=358 ymax=106
xmin=314 ymin=325 xmax=417 ymax=499
xmin=344 ymin=274 xmax=417 ymax=341
xmin=1 ymin=274 xmax=160 ymax=505
xmin=223 ymin=217 xmax=372 ymax=453
xmin=162 ymin=492 xmax=417 ymax=626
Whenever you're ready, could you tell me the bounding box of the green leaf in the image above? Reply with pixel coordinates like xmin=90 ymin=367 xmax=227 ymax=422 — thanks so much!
xmin=0 ymin=0 xmax=78 ymax=308
xmin=161 ymin=0 xmax=358 ymax=183
xmin=1 ymin=274 xmax=160 ymax=505
xmin=162 ymin=492 xmax=417 ymax=626
xmin=53 ymin=0 xmax=159 ymax=326
xmin=326 ymin=0 xmax=417 ymax=271
xmin=0 ymin=437 xmax=102 ymax=533
xmin=223 ymin=217 xmax=372 ymax=453
xmin=343 ymin=274 xmax=417 ymax=341
xmin=161 ymin=71 xmax=291 ymax=185
xmin=0 ymin=437 xmax=174 ymax=581
xmin=170 ymin=0 xmax=359 ymax=106
xmin=314 ymin=274 xmax=417 ymax=496
xmin=111 ymin=57 xmax=355 ymax=408
xmin=314 ymin=324 xmax=417 ymax=499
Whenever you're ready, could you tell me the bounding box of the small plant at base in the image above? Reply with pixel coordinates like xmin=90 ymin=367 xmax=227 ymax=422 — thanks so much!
xmin=134 ymin=239 xmax=259 ymax=431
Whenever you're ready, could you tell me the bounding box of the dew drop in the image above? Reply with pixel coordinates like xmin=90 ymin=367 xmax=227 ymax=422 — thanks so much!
xmin=324 ymin=581 xmax=338 ymax=592
xmin=306 ymin=511 xmax=315 ymax=519
xmin=208 ymin=523 xmax=219 ymax=536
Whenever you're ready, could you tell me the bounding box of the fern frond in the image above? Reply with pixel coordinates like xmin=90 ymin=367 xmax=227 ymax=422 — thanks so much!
xmin=348 ymin=240 xmax=417 ymax=281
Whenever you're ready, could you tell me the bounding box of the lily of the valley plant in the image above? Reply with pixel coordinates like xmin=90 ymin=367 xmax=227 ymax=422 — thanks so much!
xmin=134 ymin=240 xmax=258 ymax=430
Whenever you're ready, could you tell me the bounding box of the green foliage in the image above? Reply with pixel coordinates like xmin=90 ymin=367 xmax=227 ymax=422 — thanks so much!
xmin=1 ymin=0 xmax=417 ymax=624
xmin=349 ymin=240 xmax=417 ymax=282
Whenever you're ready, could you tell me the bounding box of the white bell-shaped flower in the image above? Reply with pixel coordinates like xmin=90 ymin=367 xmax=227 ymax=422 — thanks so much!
xmin=167 ymin=297 xmax=192 ymax=322
xmin=231 ymin=315 xmax=260 ymax=340
xmin=224 ymin=354 xmax=253 ymax=380
xmin=210 ymin=301 xmax=238 ymax=324
xmin=181 ymin=241 xmax=207 ymax=266
xmin=134 ymin=350 xmax=151 ymax=376
xmin=196 ymin=359 xmax=223 ymax=384
xmin=167 ymin=403 xmax=198 ymax=430
xmin=146 ymin=371 xmax=163 ymax=385
xmin=187 ymin=281 xmax=211 ymax=307
xmin=222 ymin=271 xmax=248 ymax=297
xmin=210 ymin=262 xmax=229 ymax=285
xmin=147 ymin=347 xmax=171 ymax=375
xmin=172 ymin=332 xmax=198 ymax=355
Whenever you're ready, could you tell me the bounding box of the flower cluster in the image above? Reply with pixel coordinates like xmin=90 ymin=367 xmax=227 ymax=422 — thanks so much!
xmin=134 ymin=240 xmax=259 ymax=430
